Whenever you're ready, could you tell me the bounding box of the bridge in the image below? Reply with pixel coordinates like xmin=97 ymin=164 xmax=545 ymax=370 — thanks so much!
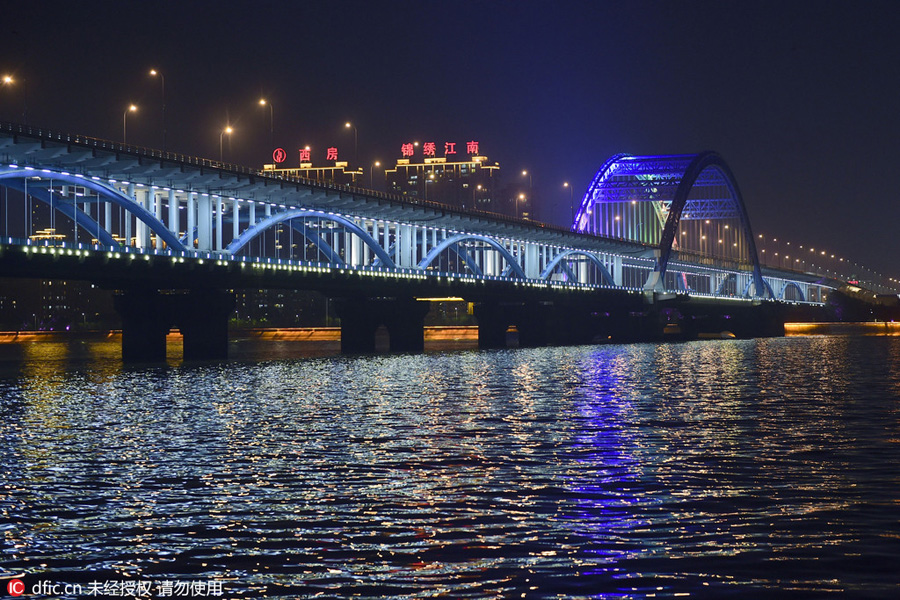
xmin=0 ymin=121 xmax=837 ymax=360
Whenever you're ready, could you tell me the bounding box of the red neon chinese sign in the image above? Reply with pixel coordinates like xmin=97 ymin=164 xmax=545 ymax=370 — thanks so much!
xmin=400 ymin=140 xmax=480 ymax=158
xmin=273 ymin=148 xmax=287 ymax=163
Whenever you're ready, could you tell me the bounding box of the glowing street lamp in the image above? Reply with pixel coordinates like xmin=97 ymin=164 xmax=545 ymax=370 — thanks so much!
xmin=149 ymin=69 xmax=166 ymax=150
xmin=123 ymin=104 xmax=137 ymax=144
xmin=370 ymin=160 xmax=381 ymax=188
xmin=470 ymin=183 xmax=482 ymax=209
xmin=517 ymin=193 xmax=526 ymax=220
xmin=344 ymin=121 xmax=358 ymax=165
xmin=563 ymin=181 xmax=574 ymax=225
xmin=2 ymin=74 xmax=27 ymax=123
xmin=259 ymin=98 xmax=274 ymax=150
xmin=220 ymin=125 xmax=233 ymax=162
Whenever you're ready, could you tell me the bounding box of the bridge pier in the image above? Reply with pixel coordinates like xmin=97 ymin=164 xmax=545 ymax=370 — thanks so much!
xmin=473 ymin=302 xmax=516 ymax=349
xmin=474 ymin=294 xmax=635 ymax=349
xmin=179 ymin=290 xmax=234 ymax=361
xmin=333 ymin=296 xmax=430 ymax=354
xmin=114 ymin=290 xmax=172 ymax=362
xmin=114 ymin=289 xmax=235 ymax=362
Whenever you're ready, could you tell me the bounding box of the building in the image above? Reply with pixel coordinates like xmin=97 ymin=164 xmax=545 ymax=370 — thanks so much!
xmin=262 ymin=161 xmax=363 ymax=186
xmin=262 ymin=139 xmax=527 ymax=219
xmin=383 ymin=138 xmax=505 ymax=215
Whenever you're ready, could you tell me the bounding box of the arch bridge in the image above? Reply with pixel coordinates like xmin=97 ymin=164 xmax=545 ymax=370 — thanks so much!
xmin=0 ymin=122 xmax=832 ymax=358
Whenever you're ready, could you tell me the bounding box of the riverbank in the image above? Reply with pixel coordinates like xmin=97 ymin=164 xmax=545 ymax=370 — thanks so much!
xmin=784 ymin=321 xmax=900 ymax=336
xmin=0 ymin=326 xmax=480 ymax=344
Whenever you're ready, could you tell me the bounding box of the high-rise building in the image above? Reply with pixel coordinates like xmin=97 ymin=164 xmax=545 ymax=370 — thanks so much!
xmin=385 ymin=154 xmax=501 ymax=213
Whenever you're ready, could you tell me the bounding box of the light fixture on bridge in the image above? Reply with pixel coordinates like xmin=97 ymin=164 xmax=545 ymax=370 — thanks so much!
xmin=259 ymin=98 xmax=274 ymax=150
xmin=220 ymin=125 xmax=233 ymax=163
xmin=370 ymin=160 xmax=381 ymax=188
xmin=149 ymin=69 xmax=166 ymax=150
xmin=344 ymin=121 xmax=358 ymax=165
xmin=123 ymin=104 xmax=137 ymax=144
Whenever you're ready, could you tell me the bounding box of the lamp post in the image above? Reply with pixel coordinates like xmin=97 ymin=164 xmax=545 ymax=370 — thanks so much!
xmin=149 ymin=69 xmax=166 ymax=150
xmin=370 ymin=160 xmax=380 ymax=188
xmin=259 ymin=98 xmax=274 ymax=151
xmin=470 ymin=183 xmax=482 ymax=209
xmin=2 ymin=74 xmax=27 ymax=124
xmin=344 ymin=121 xmax=358 ymax=165
xmin=517 ymin=193 xmax=526 ymax=220
xmin=123 ymin=104 xmax=137 ymax=144
xmin=220 ymin=125 xmax=233 ymax=162
xmin=425 ymin=171 xmax=435 ymax=201
xmin=563 ymin=181 xmax=574 ymax=226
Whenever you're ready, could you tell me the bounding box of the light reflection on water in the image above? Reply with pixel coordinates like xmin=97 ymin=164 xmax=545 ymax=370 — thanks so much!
xmin=1 ymin=336 xmax=899 ymax=598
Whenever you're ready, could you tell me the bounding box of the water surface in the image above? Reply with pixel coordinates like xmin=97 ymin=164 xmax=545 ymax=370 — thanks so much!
xmin=1 ymin=336 xmax=899 ymax=598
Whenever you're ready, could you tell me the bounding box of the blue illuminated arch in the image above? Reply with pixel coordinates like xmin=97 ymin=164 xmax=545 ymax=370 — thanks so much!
xmin=779 ymin=281 xmax=805 ymax=302
xmin=652 ymin=152 xmax=766 ymax=297
xmin=0 ymin=168 xmax=186 ymax=251
xmin=541 ymin=250 xmax=616 ymax=286
xmin=226 ymin=209 xmax=396 ymax=268
xmin=573 ymin=153 xmax=630 ymax=232
xmin=573 ymin=153 xmax=770 ymax=298
xmin=418 ymin=233 xmax=527 ymax=279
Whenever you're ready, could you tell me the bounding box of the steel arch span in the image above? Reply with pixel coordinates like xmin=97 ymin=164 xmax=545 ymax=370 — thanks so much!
xmin=574 ymin=152 xmax=769 ymax=298
xmin=540 ymin=250 xmax=616 ymax=286
xmin=418 ymin=233 xmax=527 ymax=279
xmin=226 ymin=209 xmax=397 ymax=268
xmin=0 ymin=168 xmax=186 ymax=251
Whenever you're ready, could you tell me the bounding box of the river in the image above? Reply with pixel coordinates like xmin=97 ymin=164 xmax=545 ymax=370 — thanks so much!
xmin=1 ymin=335 xmax=898 ymax=598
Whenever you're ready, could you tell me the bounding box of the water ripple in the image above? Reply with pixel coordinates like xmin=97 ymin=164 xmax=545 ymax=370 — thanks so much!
xmin=1 ymin=337 xmax=899 ymax=598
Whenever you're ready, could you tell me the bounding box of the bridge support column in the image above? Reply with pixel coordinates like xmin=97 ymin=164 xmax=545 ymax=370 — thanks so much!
xmin=154 ymin=190 xmax=163 ymax=249
xmin=197 ymin=194 xmax=212 ymax=251
xmin=114 ymin=290 xmax=172 ymax=362
xmin=114 ymin=289 xmax=235 ymax=362
xmin=385 ymin=298 xmax=430 ymax=352
xmin=333 ymin=297 xmax=430 ymax=354
xmin=215 ymin=198 xmax=223 ymax=251
xmin=179 ymin=289 xmax=235 ymax=361
xmin=187 ymin=192 xmax=196 ymax=249
xmin=473 ymin=302 xmax=517 ymax=349
xmin=168 ymin=189 xmax=178 ymax=242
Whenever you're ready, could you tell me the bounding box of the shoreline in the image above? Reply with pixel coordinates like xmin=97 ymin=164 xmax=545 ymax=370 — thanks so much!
xmin=0 ymin=326 xmax=480 ymax=344
xmin=3 ymin=322 xmax=899 ymax=345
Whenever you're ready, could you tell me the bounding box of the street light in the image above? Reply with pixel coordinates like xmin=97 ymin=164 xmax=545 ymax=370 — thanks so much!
xmin=344 ymin=121 xmax=358 ymax=165
xmin=123 ymin=104 xmax=137 ymax=144
xmin=259 ymin=98 xmax=274 ymax=151
xmin=425 ymin=171 xmax=435 ymax=201
xmin=470 ymin=183 xmax=482 ymax=209
xmin=563 ymin=182 xmax=575 ymax=225
xmin=149 ymin=69 xmax=166 ymax=150
xmin=220 ymin=125 xmax=233 ymax=162
xmin=517 ymin=193 xmax=526 ymax=219
xmin=2 ymin=74 xmax=27 ymax=123
xmin=370 ymin=160 xmax=381 ymax=188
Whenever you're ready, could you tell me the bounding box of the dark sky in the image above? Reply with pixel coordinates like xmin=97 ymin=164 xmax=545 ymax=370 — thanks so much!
xmin=2 ymin=1 xmax=898 ymax=278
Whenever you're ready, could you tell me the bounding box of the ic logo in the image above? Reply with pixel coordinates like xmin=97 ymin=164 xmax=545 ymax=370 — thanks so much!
xmin=7 ymin=579 xmax=25 ymax=597
xmin=272 ymin=148 xmax=287 ymax=163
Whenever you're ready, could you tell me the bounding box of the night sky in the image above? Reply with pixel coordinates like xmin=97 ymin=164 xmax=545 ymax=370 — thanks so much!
xmin=2 ymin=1 xmax=898 ymax=279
